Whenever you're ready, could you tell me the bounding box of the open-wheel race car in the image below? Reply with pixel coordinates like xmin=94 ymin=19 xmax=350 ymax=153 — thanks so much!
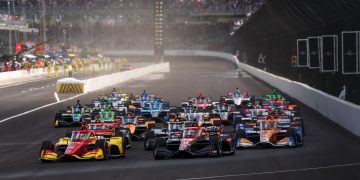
xmin=39 ymin=128 xmax=126 ymax=162
xmin=144 ymin=121 xmax=185 ymax=151
xmin=234 ymin=118 xmax=303 ymax=149
xmin=152 ymin=121 xmax=235 ymax=159
xmin=53 ymin=100 xmax=91 ymax=127
xmin=182 ymin=93 xmax=213 ymax=111
xmin=120 ymin=115 xmax=155 ymax=140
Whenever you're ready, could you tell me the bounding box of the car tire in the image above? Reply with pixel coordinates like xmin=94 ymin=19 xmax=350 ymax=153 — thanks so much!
xmin=40 ymin=141 xmax=54 ymax=162
xmin=54 ymin=113 xmax=61 ymax=128
xmin=290 ymin=128 xmax=298 ymax=147
xmin=235 ymin=129 xmax=245 ymax=150
xmin=153 ymin=138 xmax=165 ymax=160
xmin=96 ymin=139 xmax=109 ymax=160
xmin=144 ymin=131 xmax=154 ymax=151
xmin=121 ymin=134 xmax=126 ymax=157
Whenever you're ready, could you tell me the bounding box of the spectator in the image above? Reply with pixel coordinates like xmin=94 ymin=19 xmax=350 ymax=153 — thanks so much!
xmin=339 ymin=85 xmax=346 ymax=100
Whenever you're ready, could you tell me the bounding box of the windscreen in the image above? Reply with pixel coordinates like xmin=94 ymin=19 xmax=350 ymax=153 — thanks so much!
xmin=169 ymin=123 xmax=185 ymax=131
xmin=122 ymin=117 xmax=137 ymax=124
xmin=71 ymin=132 xmax=90 ymax=141
xmin=183 ymin=129 xmax=201 ymax=138
xmin=100 ymin=112 xmax=114 ymax=121
xmin=260 ymin=121 xmax=278 ymax=130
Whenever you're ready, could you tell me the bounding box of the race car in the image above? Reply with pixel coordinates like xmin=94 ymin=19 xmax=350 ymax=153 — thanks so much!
xmin=87 ymin=121 xmax=132 ymax=149
xmin=54 ymin=101 xmax=90 ymax=127
xmin=262 ymin=90 xmax=286 ymax=101
xmin=144 ymin=121 xmax=185 ymax=151
xmin=120 ymin=115 xmax=155 ymax=140
xmin=211 ymin=103 xmax=236 ymax=121
xmin=39 ymin=129 xmax=126 ymax=162
xmin=87 ymin=110 xmax=132 ymax=149
xmin=234 ymin=118 xmax=303 ymax=149
xmin=153 ymin=122 xmax=235 ymax=159
xmin=140 ymin=100 xmax=170 ymax=120
xmin=232 ymin=91 xmax=255 ymax=107
xmin=179 ymin=112 xmax=208 ymax=127
xmin=182 ymin=93 xmax=213 ymax=111
xmin=136 ymin=90 xmax=158 ymax=107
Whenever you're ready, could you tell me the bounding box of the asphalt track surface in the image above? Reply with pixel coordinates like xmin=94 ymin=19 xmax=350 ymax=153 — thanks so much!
xmin=0 ymin=56 xmax=360 ymax=180
xmin=0 ymin=58 xmax=155 ymax=121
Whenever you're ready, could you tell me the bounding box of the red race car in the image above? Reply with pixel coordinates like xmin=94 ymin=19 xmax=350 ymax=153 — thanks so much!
xmin=183 ymin=92 xmax=213 ymax=111
xmin=39 ymin=128 xmax=126 ymax=162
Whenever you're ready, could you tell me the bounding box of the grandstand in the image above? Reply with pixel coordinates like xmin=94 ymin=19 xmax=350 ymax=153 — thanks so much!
xmin=0 ymin=0 xmax=265 ymax=58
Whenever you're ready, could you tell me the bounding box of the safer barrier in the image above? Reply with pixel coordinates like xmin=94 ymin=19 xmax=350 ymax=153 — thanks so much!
xmin=104 ymin=49 xmax=360 ymax=137
xmin=238 ymin=62 xmax=360 ymax=137
xmin=85 ymin=62 xmax=170 ymax=93
xmin=105 ymin=50 xmax=240 ymax=67
xmin=56 ymin=78 xmax=86 ymax=93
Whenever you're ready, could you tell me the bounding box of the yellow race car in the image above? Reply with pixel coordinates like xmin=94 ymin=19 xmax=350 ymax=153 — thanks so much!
xmin=40 ymin=129 xmax=126 ymax=162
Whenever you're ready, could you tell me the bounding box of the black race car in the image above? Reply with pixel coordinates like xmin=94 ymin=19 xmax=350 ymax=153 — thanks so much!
xmin=153 ymin=122 xmax=235 ymax=159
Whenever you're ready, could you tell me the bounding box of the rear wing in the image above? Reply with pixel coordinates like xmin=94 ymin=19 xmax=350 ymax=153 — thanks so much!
xmin=181 ymin=101 xmax=190 ymax=107
xmin=204 ymin=125 xmax=221 ymax=133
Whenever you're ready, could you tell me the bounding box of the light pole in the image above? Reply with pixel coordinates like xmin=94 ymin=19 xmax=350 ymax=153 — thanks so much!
xmin=22 ymin=0 xmax=27 ymax=42
xmin=12 ymin=0 xmax=18 ymax=45
xmin=41 ymin=0 xmax=46 ymax=42
xmin=7 ymin=1 xmax=12 ymax=55
xmin=63 ymin=29 xmax=67 ymax=45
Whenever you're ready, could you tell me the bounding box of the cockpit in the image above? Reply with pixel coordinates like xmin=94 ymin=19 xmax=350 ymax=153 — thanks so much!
xmin=182 ymin=129 xmax=202 ymax=138
xmin=71 ymin=132 xmax=93 ymax=141
xmin=260 ymin=121 xmax=278 ymax=130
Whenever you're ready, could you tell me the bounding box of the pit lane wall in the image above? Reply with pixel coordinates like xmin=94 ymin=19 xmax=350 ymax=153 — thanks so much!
xmin=0 ymin=67 xmax=49 ymax=80
xmin=0 ymin=66 xmax=77 ymax=81
xmin=105 ymin=49 xmax=360 ymax=137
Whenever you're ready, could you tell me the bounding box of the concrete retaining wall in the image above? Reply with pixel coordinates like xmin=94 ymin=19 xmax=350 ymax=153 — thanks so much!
xmin=85 ymin=62 xmax=169 ymax=93
xmin=104 ymin=49 xmax=360 ymax=137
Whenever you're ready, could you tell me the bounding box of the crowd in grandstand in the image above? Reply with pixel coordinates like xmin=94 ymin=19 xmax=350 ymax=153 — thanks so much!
xmin=0 ymin=14 xmax=25 ymax=22
xmin=0 ymin=0 xmax=266 ymax=59
xmin=165 ymin=0 xmax=265 ymax=12
xmin=0 ymin=0 xmax=264 ymax=11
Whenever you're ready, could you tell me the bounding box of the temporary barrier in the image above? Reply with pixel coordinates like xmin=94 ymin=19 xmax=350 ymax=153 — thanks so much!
xmin=56 ymin=78 xmax=85 ymax=93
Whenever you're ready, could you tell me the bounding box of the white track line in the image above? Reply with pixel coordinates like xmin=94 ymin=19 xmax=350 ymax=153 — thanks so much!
xmin=54 ymin=92 xmax=60 ymax=102
xmin=0 ymin=93 xmax=86 ymax=124
xmin=177 ymin=162 xmax=360 ymax=180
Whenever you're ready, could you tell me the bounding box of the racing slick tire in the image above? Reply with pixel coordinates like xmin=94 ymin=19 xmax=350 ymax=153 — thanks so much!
xmin=40 ymin=141 xmax=54 ymax=162
xmin=235 ymin=129 xmax=246 ymax=150
xmin=289 ymin=128 xmax=300 ymax=147
xmin=144 ymin=131 xmax=155 ymax=151
xmin=54 ymin=113 xmax=61 ymax=128
xmin=64 ymin=133 xmax=72 ymax=138
xmin=209 ymin=136 xmax=222 ymax=157
xmin=153 ymin=138 xmax=166 ymax=160
xmin=121 ymin=134 xmax=127 ymax=157
xmin=300 ymin=119 xmax=305 ymax=136
xmin=96 ymin=139 xmax=109 ymax=160
xmin=114 ymin=130 xmax=127 ymax=155
xmin=122 ymin=128 xmax=132 ymax=149
xmin=212 ymin=120 xmax=222 ymax=126
xmin=250 ymin=96 xmax=256 ymax=104
xmin=147 ymin=123 xmax=155 ymax=130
